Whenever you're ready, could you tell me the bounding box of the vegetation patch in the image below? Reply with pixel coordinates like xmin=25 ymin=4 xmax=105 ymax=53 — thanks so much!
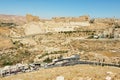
xmin=38 ymin=50 xmax=68 ymax=59
xmin=0 ymin=22 xmax=17 ymax=27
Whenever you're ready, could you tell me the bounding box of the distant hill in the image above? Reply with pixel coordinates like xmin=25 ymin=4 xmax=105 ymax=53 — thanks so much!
xmin=0 ymin=14 xmax=27 ymax=26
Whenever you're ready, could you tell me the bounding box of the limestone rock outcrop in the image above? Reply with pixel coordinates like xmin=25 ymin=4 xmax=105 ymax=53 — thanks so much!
xmin=22 ymin=22 xmax=44 ymax=35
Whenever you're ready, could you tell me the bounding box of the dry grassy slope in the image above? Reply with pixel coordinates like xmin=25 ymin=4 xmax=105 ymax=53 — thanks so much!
xmin=0 ymin=27 xmax=10 ymax=35
xmin=1 ymin=65 xmax=120 ymax=80
xmin=70 ymin=40 xmax=120 ymax=60
xmin=89 ymin=23 xmax=111 ymax=30
xmin=32 ymin=32 xmax=120 ymax=63
xmin=0 ymin=27 xmax=13 ymax=49
xmin=0 ymin=38 xmax=13 ymax=50
xmin=71 ymin=40 xmax=120 ymax=51
xmin=32 ymin=32 xmax=120 ymax=60
xmin=40 ymin=33 xmax=120 ymax=53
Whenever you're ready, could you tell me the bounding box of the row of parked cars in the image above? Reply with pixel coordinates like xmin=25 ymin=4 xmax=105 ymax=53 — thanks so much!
xmin=0 ymin=54 xmax=80 ymax=77
xmin=0 ymin=63 xmax=41 ymax=77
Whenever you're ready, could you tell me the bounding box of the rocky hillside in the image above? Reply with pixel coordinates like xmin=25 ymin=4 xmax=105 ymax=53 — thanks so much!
xmin=0 ymin=14 xmax=120 ymax=67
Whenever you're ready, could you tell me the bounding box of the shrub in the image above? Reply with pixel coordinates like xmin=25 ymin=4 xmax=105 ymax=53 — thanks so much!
xmin=43 ymin=57 xmax=52 ymax=63
xmin=89 ymin=19 xmax=95 ymax=23
xmin=3 ymin=60 xmax=13 ymax=66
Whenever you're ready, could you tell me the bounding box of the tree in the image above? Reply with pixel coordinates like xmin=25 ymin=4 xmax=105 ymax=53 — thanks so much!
xmin=89 ymin=19 xmax=95 ymax=23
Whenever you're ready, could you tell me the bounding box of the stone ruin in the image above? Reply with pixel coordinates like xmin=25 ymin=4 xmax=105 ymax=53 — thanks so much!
xmin=52 ymin=15 xmax=90 ymax=22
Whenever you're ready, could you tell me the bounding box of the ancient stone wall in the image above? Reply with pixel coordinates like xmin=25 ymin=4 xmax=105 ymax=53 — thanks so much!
xmin=26 ymin=14 xmax=40 ymax=22
xmin=52 ymin=15 xmax=90 ymax=22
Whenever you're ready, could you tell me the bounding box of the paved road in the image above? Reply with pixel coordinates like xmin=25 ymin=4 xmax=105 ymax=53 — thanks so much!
xmin=46 ymin=60 xmax=120 ymax=68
